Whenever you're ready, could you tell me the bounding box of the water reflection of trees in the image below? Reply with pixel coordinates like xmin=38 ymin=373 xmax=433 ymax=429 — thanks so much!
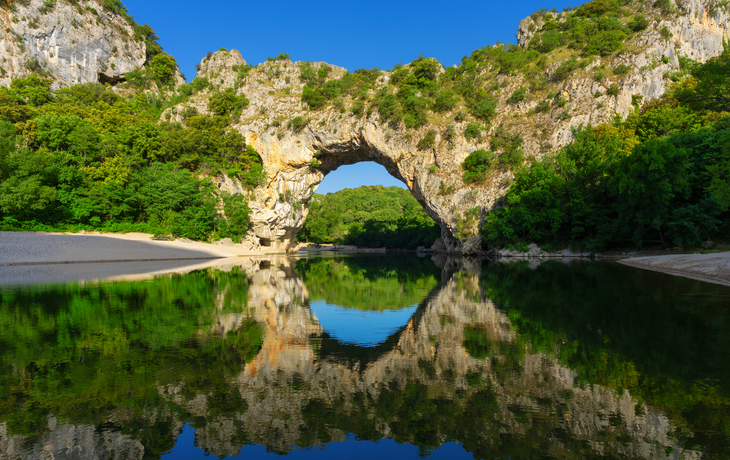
xmin=295 ymin=255 xmax=441 ymax=311
xmin=478 ymin=260 xmax=730 ymax=458
xmin=0 ymin=256 xmax=727 ymax=458
xmin=0 ymin=264 xmax=264 ymax=456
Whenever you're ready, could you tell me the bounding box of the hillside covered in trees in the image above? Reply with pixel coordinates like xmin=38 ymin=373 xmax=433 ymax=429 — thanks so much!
xmin=297 ymin=186 xmax=440 ymax=249
xmin=0 ymin=0 xmax=729 ymax=253
xmin=477 ymin=48 xmax=730 ymax=251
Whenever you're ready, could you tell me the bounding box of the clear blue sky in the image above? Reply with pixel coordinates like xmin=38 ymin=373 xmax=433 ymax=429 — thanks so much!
xmin=122 ymin=0 xmax=572 ymax=192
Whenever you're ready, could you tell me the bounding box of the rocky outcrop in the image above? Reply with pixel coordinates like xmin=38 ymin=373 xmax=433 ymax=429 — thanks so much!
xmin=0 ymin=418 xmax=145 ymax=460
xmin=175 ymin=0 xmax=730 ymax=254
xmin=0 ymin=0 xmax=146 ymax=87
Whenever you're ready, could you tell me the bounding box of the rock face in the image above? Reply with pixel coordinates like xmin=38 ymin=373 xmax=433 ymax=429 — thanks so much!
xmin=0 ymin=0 xmax=146 ymax=87
xmin=176 ymin=0 xmax=730 ymax=254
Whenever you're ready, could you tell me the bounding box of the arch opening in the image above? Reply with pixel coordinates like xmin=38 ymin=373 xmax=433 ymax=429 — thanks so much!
xmin=315 ymin=161 xmax=407 ymax=195
xmin=242 ymin=131 xmax=463 ymax=254
xmin=295 ymin=160 xmax=441 ymax=251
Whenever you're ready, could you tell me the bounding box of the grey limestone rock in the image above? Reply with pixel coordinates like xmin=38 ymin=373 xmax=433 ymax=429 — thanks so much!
xmin=0 ymin=0 xmax=146 ymax=88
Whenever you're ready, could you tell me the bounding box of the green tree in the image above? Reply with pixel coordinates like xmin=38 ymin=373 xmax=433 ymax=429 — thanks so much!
xmin=147 ymin=53 xmax=178 ymax=86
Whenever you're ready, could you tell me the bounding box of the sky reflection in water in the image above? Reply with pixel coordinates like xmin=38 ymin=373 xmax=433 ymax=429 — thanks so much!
xmin=308 ymin=300 xmax=418 ymax=347
xmin=162 ymin=424 xmax=474 ymax=460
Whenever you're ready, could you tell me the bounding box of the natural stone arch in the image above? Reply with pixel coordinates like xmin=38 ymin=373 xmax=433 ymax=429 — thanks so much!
xmin=233 ymin=124 xmax=483 ymax=254
xmin=187 ymin=2 xmax=730 ymax=254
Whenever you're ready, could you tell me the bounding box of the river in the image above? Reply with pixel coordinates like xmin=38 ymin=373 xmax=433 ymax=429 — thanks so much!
xmin=0 ymin=254 xmax=728 ymax=459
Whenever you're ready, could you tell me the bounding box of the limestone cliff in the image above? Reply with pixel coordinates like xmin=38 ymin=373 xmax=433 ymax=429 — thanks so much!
xmin=173 ymin=0 xmax=730 ymax=254
xmin=0 ymin=0 xmax=146 ymax=87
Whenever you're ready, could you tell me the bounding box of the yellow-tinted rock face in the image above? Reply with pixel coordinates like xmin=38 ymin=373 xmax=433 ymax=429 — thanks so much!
xmin=186 ymin=2 xmax=730 ymax=254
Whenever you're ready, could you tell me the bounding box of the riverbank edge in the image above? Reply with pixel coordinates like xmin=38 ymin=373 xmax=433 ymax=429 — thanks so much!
xmin=0 ymin=231 xmax=270 ymax=266
xmin=617 ymin=253 xmax=730 ymax=287
xmin=4 ymin=231 xmax=730 ymax=288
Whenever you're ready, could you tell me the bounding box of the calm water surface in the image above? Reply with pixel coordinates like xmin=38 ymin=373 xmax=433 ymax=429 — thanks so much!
xmin=0 ymin=254 xmax=729 ymax=459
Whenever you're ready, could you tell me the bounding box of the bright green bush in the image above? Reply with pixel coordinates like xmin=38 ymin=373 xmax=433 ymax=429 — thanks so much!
xmin=613 ymin=64 xmax=631 ymax=75
xmin=417 ymin=130 xmax=437 ymax=150
xmin=208 ymin=87 xmax=249 ymax=119
xmin=628 ymin=14 xmax=649 ymax=31
xmin=553 ymin=59 xmax=578 ymax=81
xmin=469 ymin=95 xmax=497 ymax=123
xmin=464 ymin=122 xmax=483 ymax=140
xmin=507 ymin=87 xmax=527 ymax=104
xmin=462 ymin=149 xmax=497 ymax=183
xmin=288 ymin=116 xmax=309 ymax=132
xmin=585 ymin=30 xmax=625 ymax=56
xmin=432 ymin=90 xmax=457 ymax=112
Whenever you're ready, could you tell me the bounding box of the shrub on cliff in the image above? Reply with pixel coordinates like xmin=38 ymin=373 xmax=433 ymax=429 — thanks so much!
xmin=288 ymin=116 xmax=309 ymax=133
xmin=628 ymin=14 xmax=649 ymax=31
xmin=462 ymin=149 xmax=497 ymax=183
xmin=208 ymin=87 xmax=249 ymax=120
xmin=575 ymin=0 xmax=621 ymax=17
xmin=585 ymin=30 xmax=626 ymax=56
xmin=417 ymin=130 xmax=437 ymax=150
xmin=552 ymin=59 xmax=578 ymax=81
xmin=464 ymin=122 xmax=483 ymax=141
xmin=148 ymin=53 xmax=178 ymax=86
xmin=507 ymin=87 xmax=527 ymax=104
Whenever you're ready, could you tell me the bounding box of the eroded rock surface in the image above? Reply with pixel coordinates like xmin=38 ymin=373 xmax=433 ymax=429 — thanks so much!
xmin=0 ymin=0 xmax=145 ymax=87
xmin=177 ymin=0 xmax=730 ymax=253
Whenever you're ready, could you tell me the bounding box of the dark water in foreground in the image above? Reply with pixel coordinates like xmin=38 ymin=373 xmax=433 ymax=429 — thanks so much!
xmin=0 ymin=254 xmax=729 ymax=459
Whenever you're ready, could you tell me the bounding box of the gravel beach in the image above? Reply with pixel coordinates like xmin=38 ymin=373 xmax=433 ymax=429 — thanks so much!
xmin=0 ymin=231 xmax=259 ymax=265
xmin=0 ymin=231 xmax=263 ymax=286
xmin=619 ymin=251 xmax=730 ymax=287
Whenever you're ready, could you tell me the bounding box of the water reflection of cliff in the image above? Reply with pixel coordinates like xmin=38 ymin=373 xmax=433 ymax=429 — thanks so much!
xmin=1 ymin=255 xmax=725 ymax=459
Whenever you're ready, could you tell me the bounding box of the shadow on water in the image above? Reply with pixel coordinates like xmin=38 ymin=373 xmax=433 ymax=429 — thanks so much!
xmin=0 ymin=254 xmax=729 ymax=458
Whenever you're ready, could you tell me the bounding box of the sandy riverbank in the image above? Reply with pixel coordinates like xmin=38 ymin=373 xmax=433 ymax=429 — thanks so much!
xmin=0 ymin=231 xmax=270 ymax=286
xmin=619 ymin=251 xmax=730 ymax=287
xmin=3 ymin=231 xmax=730 ymax=288
xmin=0 ymin=231 xmax=264 ymax=266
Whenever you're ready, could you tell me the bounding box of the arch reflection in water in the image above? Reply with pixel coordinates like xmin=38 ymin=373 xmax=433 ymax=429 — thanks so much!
xmin=298 ymin=255 xmax=438 ymax=348
xmin=162 ymin=423 xmax=473 ymax=459
xmin=0 ymin=254 xmax=729 ymax=458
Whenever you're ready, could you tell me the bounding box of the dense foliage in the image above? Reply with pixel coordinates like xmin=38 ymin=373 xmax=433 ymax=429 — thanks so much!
xmin=297 ymin=185 xmax=440 ymax=249
xmin=482 ymin=47 xmax=730 ymax=250
xmin=0 ymin=76 xmax=263 ymax=241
